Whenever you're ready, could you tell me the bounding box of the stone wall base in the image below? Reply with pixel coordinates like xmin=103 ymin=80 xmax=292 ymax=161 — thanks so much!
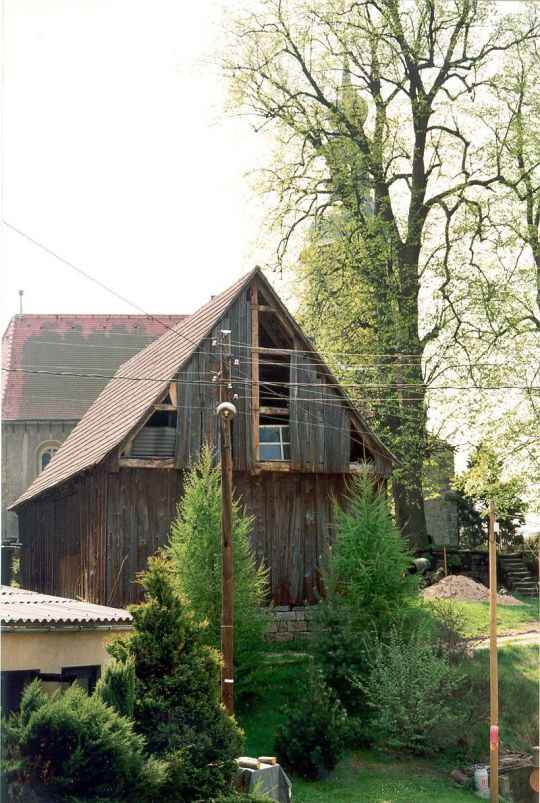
xmin=262 ymin=605 xmax=317 ymax=642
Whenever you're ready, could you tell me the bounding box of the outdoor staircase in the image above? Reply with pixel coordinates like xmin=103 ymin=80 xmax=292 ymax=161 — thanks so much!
xmin=498 ymin=555 xmax=539 ymax=597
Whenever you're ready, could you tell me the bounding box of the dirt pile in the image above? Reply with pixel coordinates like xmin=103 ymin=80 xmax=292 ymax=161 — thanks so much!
xmin=422 ymin=574 xmax=522 ymax=605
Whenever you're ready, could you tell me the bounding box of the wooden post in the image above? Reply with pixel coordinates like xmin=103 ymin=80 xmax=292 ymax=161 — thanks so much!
xmin=219 ymin=331 xmax=235 ymax=715
xmin=489 ymin=498 xmax=499 ymax=802
xmin=250 ymin=284 xmax=259 ymax=465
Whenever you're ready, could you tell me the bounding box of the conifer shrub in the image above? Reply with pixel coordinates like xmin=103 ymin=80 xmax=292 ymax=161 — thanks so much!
xmin=1 ymin=678 xmax=165 ymax=802
xmin=169 ymin=445 xmax=269 ymax=700
xmin=274 ymin=661 xmax=348 ymax=779
xmin=95 ymin=656 xmax=135 ymax=718
xmin=107 ymin=554 xmax=245 ymax=803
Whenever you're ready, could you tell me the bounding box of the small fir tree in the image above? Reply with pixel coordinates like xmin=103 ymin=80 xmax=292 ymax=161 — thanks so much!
xmin=312 ymin=476 xmax=420 ymax=716
xmin=274 ymin=660 xmax=348 ymax=779
xmin=322 ymin=476 xmax=420 ymax=632
xmin=169 ymin=445 xmax=269 ymax=700
xmin=108 ymin=554 xmax=244 ymax=803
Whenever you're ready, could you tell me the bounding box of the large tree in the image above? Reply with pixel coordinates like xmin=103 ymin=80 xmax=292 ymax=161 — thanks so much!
xmin=225 ymin=0 xmax=539 ymax=547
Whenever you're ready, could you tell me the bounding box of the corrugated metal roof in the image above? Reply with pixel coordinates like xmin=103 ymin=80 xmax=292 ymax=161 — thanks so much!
xmin=12 ymin=270 xmax=257 ymax=507
xmin=0 ymin=585 xmax=132 ymax=627
xmin=2 ymin=314 xmax=185 ymax=421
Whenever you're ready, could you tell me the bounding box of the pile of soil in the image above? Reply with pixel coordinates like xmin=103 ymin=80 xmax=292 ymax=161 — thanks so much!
xmin=422 ymin=574 xmax=522 ymax=605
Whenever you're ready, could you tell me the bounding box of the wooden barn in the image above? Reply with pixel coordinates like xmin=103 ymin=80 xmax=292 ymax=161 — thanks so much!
xmin=11 ymin=268 xmax=397 ymax=607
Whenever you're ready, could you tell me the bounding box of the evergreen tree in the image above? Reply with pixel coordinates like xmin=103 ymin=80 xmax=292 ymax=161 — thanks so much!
xmin=108 ymin=555 xmax=244 ymax=803
xmin=169 ymin=445 xmax=269 ymax=700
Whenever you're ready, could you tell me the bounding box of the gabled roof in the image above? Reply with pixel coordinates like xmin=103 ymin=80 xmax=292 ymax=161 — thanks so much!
xmin=2 ymin=314 xmax=185 ymax=420
xmin=12 ymin=270 xmax=257 ymax=507
xmin=0 ymin=585 xmax=132 ymax=629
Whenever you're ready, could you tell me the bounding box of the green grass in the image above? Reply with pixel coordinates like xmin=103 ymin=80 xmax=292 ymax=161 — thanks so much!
xmin=423 ymin=595 xmax=538 ymax=638
xmin=236 ymin=642 xmax=538 ymax=802
xmin=291 ymin=754 xmax=479 ymax=802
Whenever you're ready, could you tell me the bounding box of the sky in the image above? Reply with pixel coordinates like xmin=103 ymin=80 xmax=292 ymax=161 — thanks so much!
xmin=2 ymin=0 xmax=538 ymax=529
xmin=1 ymin=0 xmax=287 ymax=331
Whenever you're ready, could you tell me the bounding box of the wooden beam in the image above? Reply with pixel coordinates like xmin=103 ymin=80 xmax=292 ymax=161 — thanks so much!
xmin=252 ymin=305 xmax=277 ymax=312
xmin=153 ymin=403 xmax=176 ymax=411
xmin=118 ymin=458 xmax=175 ymax=469
xmin=251 ymin=285 xmax=259 ymax=465
xmin=259 ymin=406 xmax=290 ymax=417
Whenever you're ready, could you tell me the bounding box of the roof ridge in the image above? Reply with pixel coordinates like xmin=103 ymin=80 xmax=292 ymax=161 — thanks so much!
xmin=12 ymin=268 xmax=257 ymax=507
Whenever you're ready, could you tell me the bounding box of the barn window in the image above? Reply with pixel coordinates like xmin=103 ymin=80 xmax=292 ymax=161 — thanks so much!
xmin=36 ymin=441 xmax=61 ymax=474
xmin=128 ymin=409 xmax=177 ymax=459
xmin=259 ymin=424 xmax=290 ymax=461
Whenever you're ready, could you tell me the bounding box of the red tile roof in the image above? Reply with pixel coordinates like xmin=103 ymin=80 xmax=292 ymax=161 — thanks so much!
xmin=12 ymin=270 xmax=257 ymax=507
xmin=0 ymin=585 xmax=132 ymax=628
xmin=2 ymin=314 xmax=185 ymax=420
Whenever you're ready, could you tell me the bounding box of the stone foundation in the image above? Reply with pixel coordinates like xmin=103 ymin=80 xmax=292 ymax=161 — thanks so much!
xmin=262 ymin=605 xmax=317 ymax=642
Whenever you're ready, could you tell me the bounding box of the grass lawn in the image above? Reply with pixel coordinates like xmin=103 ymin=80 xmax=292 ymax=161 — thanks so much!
xmin=236 ymin=652 xmax=490 ymax=803
xmin=421 ymin=594 xmax=538 ymax=638
xmin=453 ymin=596 xmax=537 ymax=637
xmin=291 ymin=754 xmax=479 ymax=802
xmin=237 ymin=635 xmax=538 ymax=802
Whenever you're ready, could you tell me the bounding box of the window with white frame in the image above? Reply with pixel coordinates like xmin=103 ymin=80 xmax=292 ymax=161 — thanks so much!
xmin=259 ymin=425 xmax=290 ymax=461
xmin=36 ymin=442 xmax=61 ymax=474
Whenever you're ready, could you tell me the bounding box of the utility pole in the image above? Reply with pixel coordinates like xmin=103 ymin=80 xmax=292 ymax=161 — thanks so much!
xmin=488 ymin=498 xmax=499 ymax=803
xmin=217 ymin=330 xmax=236 ymax=716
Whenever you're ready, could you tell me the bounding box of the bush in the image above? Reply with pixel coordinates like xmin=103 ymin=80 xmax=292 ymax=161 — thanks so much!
xmin=1 ymin=678 xmax=165 ymax=802
xmin=274 ymin=661 xmax=348 ymax=779
xmin=361 ymin=626 xmax=464 ymax=754
xmin=107 ymin=554 xmax=244 ymax=802
xmin=169 ymin=445 xmax=269 ymax=701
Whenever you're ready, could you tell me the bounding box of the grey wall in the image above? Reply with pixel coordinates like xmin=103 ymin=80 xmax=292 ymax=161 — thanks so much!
xmin=2 ymin=420 xmax=77 ymax=542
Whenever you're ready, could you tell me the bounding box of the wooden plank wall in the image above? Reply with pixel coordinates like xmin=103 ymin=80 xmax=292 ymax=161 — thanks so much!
xmin=235 ymin=471 xmax=349 ymax=604
xmin=20 ymin=474 xmax=101 ymax=602
xmin=290 ymin=338 xmax=350 ymax=474
xmin=175 ymin=288 xmax=252 ymax=471
xmin=105 ymin=468 xmax=183 ymax=606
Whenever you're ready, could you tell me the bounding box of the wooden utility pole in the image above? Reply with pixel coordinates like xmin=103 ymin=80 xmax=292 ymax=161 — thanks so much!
xmin=218 ymin=330 xmax=235 ymax=715
xmin=488 ymin=498 xmax=499 ymax=802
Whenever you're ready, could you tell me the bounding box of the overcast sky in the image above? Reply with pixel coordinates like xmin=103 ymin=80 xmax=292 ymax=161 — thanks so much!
xmin=1 ymin=0 xmax=287 ymax=331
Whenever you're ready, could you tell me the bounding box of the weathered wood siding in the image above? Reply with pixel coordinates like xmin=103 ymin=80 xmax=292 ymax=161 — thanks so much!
xmin=235 ymin=471 xmax=349 ymax=604
xmin=175 ymin=288 xmax=252 ymax=471
xmin=20 ymin=468 xmax=184 ymax=607
xmin=105 ymin=468 xmax=182 ymax=606
xmin=289 ymin=338 xmax=350 ymax=474
xmin=20 ymin=464 xmax=352 ymax=607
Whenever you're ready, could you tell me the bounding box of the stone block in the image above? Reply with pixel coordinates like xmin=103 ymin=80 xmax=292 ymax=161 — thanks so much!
xmin=276 ymin=611 xmax=297 ymax=622
xmin=273 ymin=632 xmax=293 ymax=642
xmin=274 ymin=605 xmax=292 ymax=612
xmin=277 ymin=620 xmax=288 ymax=632
xmin=266 ymin=621 xmax=278 ymax=633
xmin=288 ymin=620 xmax=308 ymax=632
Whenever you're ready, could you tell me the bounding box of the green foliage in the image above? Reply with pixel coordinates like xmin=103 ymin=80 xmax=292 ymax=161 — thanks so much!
xmin=1 ymin=678 xmax=165 ymax=802
xmin=310 ymin=602 xmax=371 ymax=718
xmin=107 ymin=554 xmax=244 ymax=803
xmin=361 ymin=627 xmax=464 ymax=755
xmin=312 ymin=478 xmax=420 ymax=718
xmin=95 ymin=657 xmax=135 ymax=718
xmin=274 ymin=661 xmax=348 ymax=779
xmin=169 ymin=445 xmax=269 ymax=700
xmin=454 ymin=444 xmax=527 ymax=551
xmin=321 ymin=477 xmax=420 ymax=632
